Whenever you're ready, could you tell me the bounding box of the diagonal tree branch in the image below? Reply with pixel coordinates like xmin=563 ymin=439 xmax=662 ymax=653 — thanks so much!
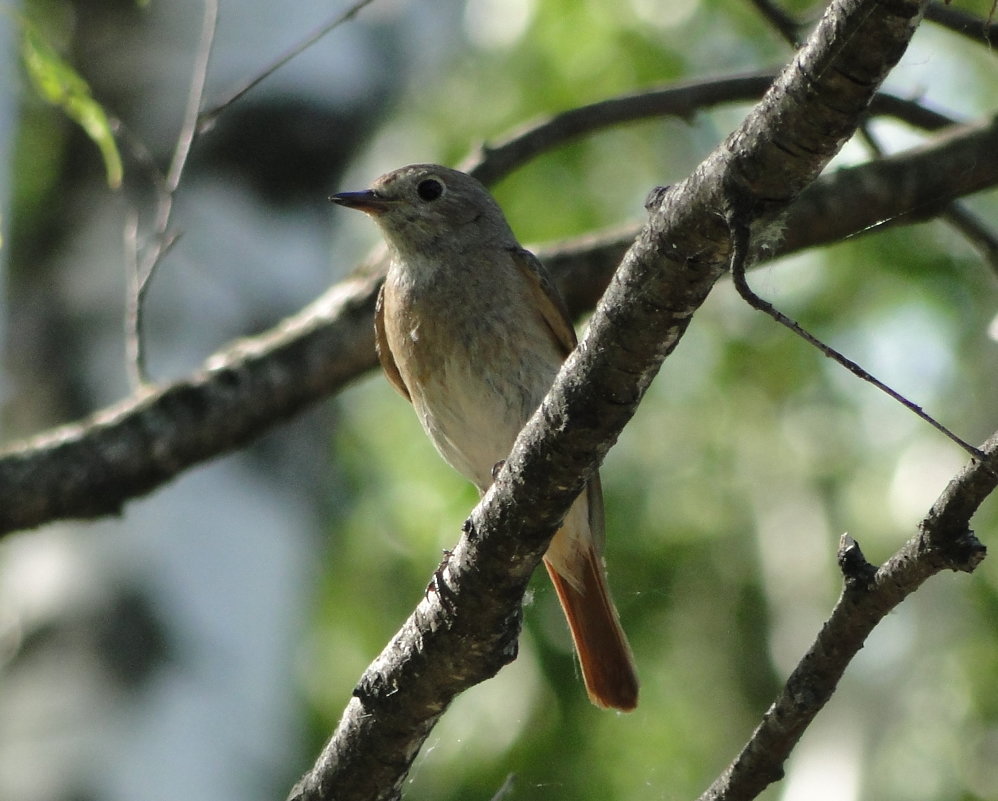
xmin=541 ymin=113 xmax=998 ymax=314
xmin=460 ymin=71 xmax=959 ymax=186
xmin=461 ymin=72 xmax=778 ymax=184
xmin=924 ymin=0 xmax=998 ymax=46
xmin=699 ymin=431 xmax=995 ymax=801
xmin=746 ymin=0 xmax=810 ymax=47
xmin=288 ymin=1 xmax=987 ymax=799
xmin=0 ymin=274 xmax=382 ymax=533
xmin=196 ymin=0 xmax=378 ymax=130
xmin=0 ymin=112 xmax=995 ymax=538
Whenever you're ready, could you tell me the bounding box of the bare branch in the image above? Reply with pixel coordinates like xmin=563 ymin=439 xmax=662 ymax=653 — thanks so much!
xmin=699 ymin=433 xmax=995 ymax=801
xmin=0 ymin=114 xmax=995 ymax=538
xmin=856 ymin=112 xmax=998 ymax=280
xmin=924 ymin=0 xmax=998 ymax=46
xmin=461 ymin=74 xmax=960 ymax=188
xmin=779 ymin=116 xmax=998 ymax=251
xmin=0 ymin=275 xmax=382 ymax=534
xmin=197 ymin=0 xmax=378 ymax=131
xmin=556 ymin=110 xmax=998 ymax=290
xmin=124 ymin=0 xmax=218 ymax=388
xmin=727 ymin=205 xmax=987 ymax=460
xmin=461 ymin=72 xmax=779 ymax=185
xmin=289 ymin=0 xmax=953 ymax=798
xmin=933 ymin=198 xmax=998 ymax=276
xmin=166 ymin=0 xmax=217 ymax=195
xmin=745 ymin=0 xmax=809 ymax=46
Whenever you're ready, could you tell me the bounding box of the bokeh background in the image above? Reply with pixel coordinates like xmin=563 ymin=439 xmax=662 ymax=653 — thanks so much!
xmin=1 ymin=1 xmax=996 ymax=800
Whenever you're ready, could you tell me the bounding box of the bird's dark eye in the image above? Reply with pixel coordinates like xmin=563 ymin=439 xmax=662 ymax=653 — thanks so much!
xmin=416 ymin=178 xmax=444 ymax=202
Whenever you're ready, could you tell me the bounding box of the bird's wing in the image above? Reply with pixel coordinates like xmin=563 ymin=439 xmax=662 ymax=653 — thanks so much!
xmin=585 ymin=472 xmax=607 ymax=552
xmin=511 ymin=248 xmax=607 ymax=551
xmin=374 ymin=281 xmax=412 ymax=401
xmin=509 ymin=247 xmax=577 ymax=357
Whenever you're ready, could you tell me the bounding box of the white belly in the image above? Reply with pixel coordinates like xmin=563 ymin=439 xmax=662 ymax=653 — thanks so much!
xmin=412 ymin=342 xmax=559 ymax=491
xmin=381 ymin=258 xmax=597 ymax=582
xmin=383 ymin=264 xmax=564 ymax=491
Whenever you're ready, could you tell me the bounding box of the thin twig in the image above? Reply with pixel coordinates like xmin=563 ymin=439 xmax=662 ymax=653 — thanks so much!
xmin=165 ymin=0 xmax=217 ymax=196
xmin=2 ymin=110 xmax=992 ymax=537
xmin=699 ymin=433 xmax=994 ymax=801
xmin=124 ymin=0 xmax=218 ymax=389
xmin=488 ymin=775 xmax=517 ymax=801
xmin=292 ymin=0 xmax=957 ymax=795
xmin=196 ymin=0 xmax=377 ymax=132
xmin=941 ymin=201 xmax=998 ymax=276
xmin=462 ymin=73 xmax=779 ymax=185
xmin=924 ymin=1 xmax=997 ymax=48
xmin=123 ymin=209 xmax=144 ymax=390
xmin=462 ymin=72 xmax=960 ymax=188
xmin=726 ymin=212 xmax=988 ymax=462
xmin=858 ymin=121 xmax=998 ymax=276
xmin=745 ymin=0 xmax=807 ymax=46
xmin=123 ymin=0 xmax=377 ymax=388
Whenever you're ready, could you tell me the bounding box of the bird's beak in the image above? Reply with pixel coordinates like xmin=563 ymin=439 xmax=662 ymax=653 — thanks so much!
xmin=329 ymin=190 xmax=393 ymax=215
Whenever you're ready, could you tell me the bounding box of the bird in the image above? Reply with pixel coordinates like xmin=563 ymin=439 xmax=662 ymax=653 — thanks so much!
xmin=331 ymin=164 xmax=638 ymax=711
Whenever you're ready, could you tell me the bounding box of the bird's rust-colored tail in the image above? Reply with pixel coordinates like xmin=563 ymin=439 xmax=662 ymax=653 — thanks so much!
xmin=544 ymin=545 xmax=639 ymax=711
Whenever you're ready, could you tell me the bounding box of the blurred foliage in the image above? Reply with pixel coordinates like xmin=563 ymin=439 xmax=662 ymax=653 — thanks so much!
xmin=19 ymin=15 xmax=123 ymax=189
xmin=3 ymin=0 xmax=996 ymax=799
xmin=310 ymin=2 xmax=998 ymax=801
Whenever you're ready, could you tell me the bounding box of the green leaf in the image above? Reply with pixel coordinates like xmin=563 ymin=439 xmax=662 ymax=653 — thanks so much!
xmin=20 ymin=20 xmax=123 ymax=189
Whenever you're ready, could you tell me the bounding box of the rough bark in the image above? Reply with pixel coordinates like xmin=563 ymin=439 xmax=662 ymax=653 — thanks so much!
xmin=0 ymin=114 xmax=994 ymax=537
xmin=288 ymin=2 xmax=996 ymax=800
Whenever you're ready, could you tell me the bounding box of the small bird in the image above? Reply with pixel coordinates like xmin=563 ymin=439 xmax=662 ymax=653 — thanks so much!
xmin=331 ymin=164 xmax=638 ymax=711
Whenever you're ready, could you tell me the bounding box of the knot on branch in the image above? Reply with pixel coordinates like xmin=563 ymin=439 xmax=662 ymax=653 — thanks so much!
xmin=643 ymin=184 xmax=671 ymax=212
xmin=837 ymin=533 xmax=877 ymax=590
xmin=353 ymin=668 xmax=399 ymax=707
xmin=920 ymin=527 xmax=988 ymax=574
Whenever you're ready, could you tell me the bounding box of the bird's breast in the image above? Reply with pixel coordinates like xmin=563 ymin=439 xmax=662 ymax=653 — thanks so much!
xmin=382 ymin=260 xmax=563 ymax=490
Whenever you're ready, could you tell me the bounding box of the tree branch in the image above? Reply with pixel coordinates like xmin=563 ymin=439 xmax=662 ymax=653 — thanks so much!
xmin=924 ymin=0 xmax=998 ymax=46
xmin=460 ymin=72 xmax=959 ymax=186
xmin=0 ymin=112 xmax=995 ymax=538
xmin=746 ymin=0 xmax=810 ymax=47
xmin=288 ymin=0 xmax=964 ymax=798
xmin=540 ymin=113 xmax=998 ymax=313
xmin=125 ymin=0 xmax=218 ymax=388
xmin=699 ymin=432 xmax=995 ymax=801
xmin=0 ymin=274 xmax=382 ymax=533
xmin=196 ymin=0 xmax=378 ymax=130
xmin=461 ymin=72 xmax=778 ymax=184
